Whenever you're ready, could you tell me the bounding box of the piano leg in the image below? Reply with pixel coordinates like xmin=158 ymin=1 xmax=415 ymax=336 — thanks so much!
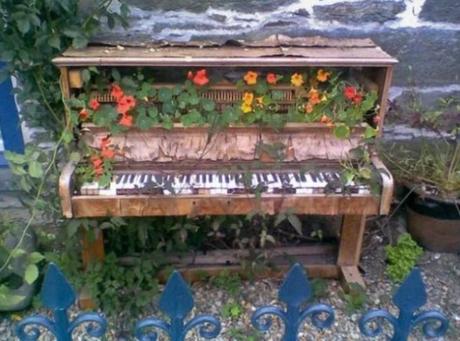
xmin=79 ymin=226 xmax=105 ymax=309
xmin=337 ymin=214 xmax=366 ymax=290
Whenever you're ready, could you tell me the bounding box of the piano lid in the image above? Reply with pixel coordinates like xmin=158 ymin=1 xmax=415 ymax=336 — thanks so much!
xmin=52 ymin=35 xmax=398 ymax=67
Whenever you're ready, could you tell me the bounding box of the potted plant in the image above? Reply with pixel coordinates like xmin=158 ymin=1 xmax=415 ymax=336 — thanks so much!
xmin=381 ymin=100 xmax=460 ymax=252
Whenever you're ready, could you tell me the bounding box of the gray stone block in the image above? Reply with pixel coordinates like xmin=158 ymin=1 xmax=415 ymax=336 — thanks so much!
xmin=313 ymin=0 xmax=406 ymax=24
xmin=121 ymin=0 xmax=296 ymax=13
xmin=420 ymin=0 xmax=460 ymax=24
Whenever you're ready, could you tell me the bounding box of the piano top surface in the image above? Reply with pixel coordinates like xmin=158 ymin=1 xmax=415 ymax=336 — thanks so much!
xmin=53 ymin=35 xmax=398 ymax=67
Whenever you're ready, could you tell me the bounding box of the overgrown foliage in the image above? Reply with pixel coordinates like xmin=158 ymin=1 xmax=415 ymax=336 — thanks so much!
xmin=385 ymin=233 xmax=423 ymax=283
xmin=382 ymin=96 xmax=460 ymax=200
xmin=0 ymin=0 xmax=129 ymax=305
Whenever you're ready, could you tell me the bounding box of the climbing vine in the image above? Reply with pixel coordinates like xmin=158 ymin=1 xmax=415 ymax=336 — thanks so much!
xmin=0 ymin=0 xmax=129 ymax=303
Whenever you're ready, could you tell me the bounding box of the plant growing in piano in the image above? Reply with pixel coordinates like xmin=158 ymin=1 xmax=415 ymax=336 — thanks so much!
xmin=75 ymin=135 xmax=116 ymax=187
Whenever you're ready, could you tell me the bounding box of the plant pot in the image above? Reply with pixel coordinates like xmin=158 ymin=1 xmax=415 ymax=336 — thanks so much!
xmin=406 ymin=189 xmax=460 ymax=253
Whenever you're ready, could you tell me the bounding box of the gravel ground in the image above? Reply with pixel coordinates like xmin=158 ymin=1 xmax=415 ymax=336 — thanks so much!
xmin=1 ymin=213 xmax=459 ymax=340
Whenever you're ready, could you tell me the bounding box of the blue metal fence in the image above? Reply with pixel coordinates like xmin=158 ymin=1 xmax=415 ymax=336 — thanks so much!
xmin=16 ymin=263 xmax=449 ymax=341
xmin=0 ymin=62 xmax=24 ymax=166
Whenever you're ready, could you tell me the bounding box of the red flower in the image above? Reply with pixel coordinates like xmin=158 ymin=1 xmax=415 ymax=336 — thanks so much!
xmin=119 ymin=114 xmax=133 ymax=127
xmin=266 ymin=73 xmax=278 ymax=85
xmin=91 ymin=155 xmax=103 ymax=169
xmin=344 ymin=86 xmax=358 ymax=101
xmin=187 ymin=71 xmax=194 ymax=80
xmin=111 ymin=84 xmax=124 ymax=101
xmin=101 ymin=148 xmax=115 ymax=159
xmin=100 ymin=136 xmax=111 ymax=150
xmin=117 ymin=95 xmax=136 ymax=114
xmin=79 ymin=109 xmax=89 ymax=121
xmin=192 ymin=69 xmax=209 ymax=86
xmin=89 ymin=99 xmax=100 ymax=111
xmin=352 ymin=93 xmax=363 ymax=105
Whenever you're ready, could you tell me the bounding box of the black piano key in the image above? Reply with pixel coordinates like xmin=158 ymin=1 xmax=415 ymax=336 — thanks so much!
xmin=202 ymin=173 xmax=207 ymax=183
xmin=208 ymin=173 xmax=213 ymax=182
xmin=300 ymin=172 xmax=307 ymax=182
xmin=116 ymin=175 xmax=123 ymax=184
xmin=271 ymin=173 xmax=279 ymax=181
xmin=256 ymin=173 xmax=262 ymax=183
xmin=262 ymin=173 xmax=268 ymax=182
xmin=310 ymin=172 xmax=318 ymax=182
xmin=186 ymin=174 xmax=191 ymax=183
xmin=128 ymin=174 xmax=135 ymax=182
xmin=139 ymin=174 xmax=146 ymax=182
xmin=294 ymin=173 xmax=300 ymax=182
xmin=225 ymin=174 xmax=230 ymax=183
xmin=218 ymin=174 xmax=223 ymax=183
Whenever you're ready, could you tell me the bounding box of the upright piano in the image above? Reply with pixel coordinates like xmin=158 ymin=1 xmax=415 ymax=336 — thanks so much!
xmin=54 ymin=35 xmax=396 ymax=286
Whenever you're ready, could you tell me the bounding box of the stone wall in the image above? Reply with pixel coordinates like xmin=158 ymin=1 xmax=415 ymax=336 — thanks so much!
xmin=89 ymin=0 xmax=460 ymax=117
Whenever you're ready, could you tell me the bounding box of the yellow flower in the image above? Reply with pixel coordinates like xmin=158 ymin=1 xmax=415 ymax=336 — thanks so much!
xmin=317 ymin=69 xmax=331 ymax=82
xmin=241 ymin=102 xmax=252 ymax=113
xmin=291 ymin=73 xmax=304 ymax=87
xmin=243 ymin=91 xmax=254 ymax=105
xmin=244 ymin=71 xmax=258 ymax=85
xmin=321 ymin=94 xmax=327 ymax=102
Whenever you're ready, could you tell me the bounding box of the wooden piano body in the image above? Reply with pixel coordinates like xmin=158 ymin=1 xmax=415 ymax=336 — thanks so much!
xmin=54 ymin=35 xmax=397 ymax=286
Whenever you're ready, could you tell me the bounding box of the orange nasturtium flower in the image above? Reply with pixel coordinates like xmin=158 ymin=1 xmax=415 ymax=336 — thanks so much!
xmin=241 ymin=102 xmax=252 ymax=114
xmin=89 ymin=99 xmax=100 ymax=111
xmin=308 ymin=88 xmax=321 ymax=105
xmin=290 ymin=73 xmax=304 ymax=87
xmin=111 ymin=84 xmax=124 ymax=101
xmin=192 ymin=69 xmax=209 ymax=86
xmin=316 ymin=69 xmax=331 ymax=82
xmin=119 ymin=113 xmax=134 ymax=127
xmin=244 ymin=71 xmax=258 ymax=85
xmin=90 ymin=155 xmax=104 ymax=176
xmin=266 ymin=73 xmax=278 ymax=85
xmin=79 ymin=108 xmax=89 ymax=121
xmin=243 ymin=92 xmax=254 ymax=105
xmin=117 ymin=95 xmax=136 ymax=114
xmin=305 ymin=102 xmax=314 ymax=114
xmin=320 ymin=114 xmax=333 ymax=126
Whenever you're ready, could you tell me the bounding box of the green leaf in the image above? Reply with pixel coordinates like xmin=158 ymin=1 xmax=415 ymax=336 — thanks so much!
xmin=28 ymin=252 xmax=45 ymax=264
xmin=202 ymin=99 xmax=215 ymax=112
xmin=24 ymin=264 xmax=39 ymax=285
xmin=66 ymin=220 xmax=81 ymax=238
xmin=359 ymin=167 xmax=372 ymax=180
xmin=334 ymin=125 xmax=350 ymax=139
xmin=287 ymin=214 xmax=303 ymax=235
xmin=181 ymin=110 xmax=203 ymax=126
xmin=72 ymin=36 xmax=89 ymax=49
xmin=10 ymin=249 xmax=26 ymax=258
xmin=136 ymin=111 xmax=155 ymax=130
xmin=48 ymin=36 xmax=61 ymax=49
xmin=81 ymin=69 xmax=91 ymax=83
xmin=274 ymin=213 xmax=286 ymax=226
xmin=272 ymin=90 xmax=284 ymax=101
xmin=69 ymin=152 xmax=81 ymax=162
xmin=28 ymin=161 xmax=43 ymax=178
xmin=4 ymin=151 xmax=27 ymax=164
xmin=16 ymin=18 xmax=30 ymax=34
xmin=364 ymin=125 xmax=378 ymax=139
xmin=158 ymin=88 xmax=173 ymax=102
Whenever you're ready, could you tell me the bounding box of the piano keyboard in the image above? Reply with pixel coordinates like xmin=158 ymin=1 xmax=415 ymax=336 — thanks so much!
xmin=79 ymin=170 xmax=371 ymax=196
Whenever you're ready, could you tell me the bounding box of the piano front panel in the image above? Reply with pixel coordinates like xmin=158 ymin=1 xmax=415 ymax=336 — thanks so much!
xmin=70 ymin=194 xmax=380 ymax=217
xmin=81 ymin=124 xmax=364 ymax=162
